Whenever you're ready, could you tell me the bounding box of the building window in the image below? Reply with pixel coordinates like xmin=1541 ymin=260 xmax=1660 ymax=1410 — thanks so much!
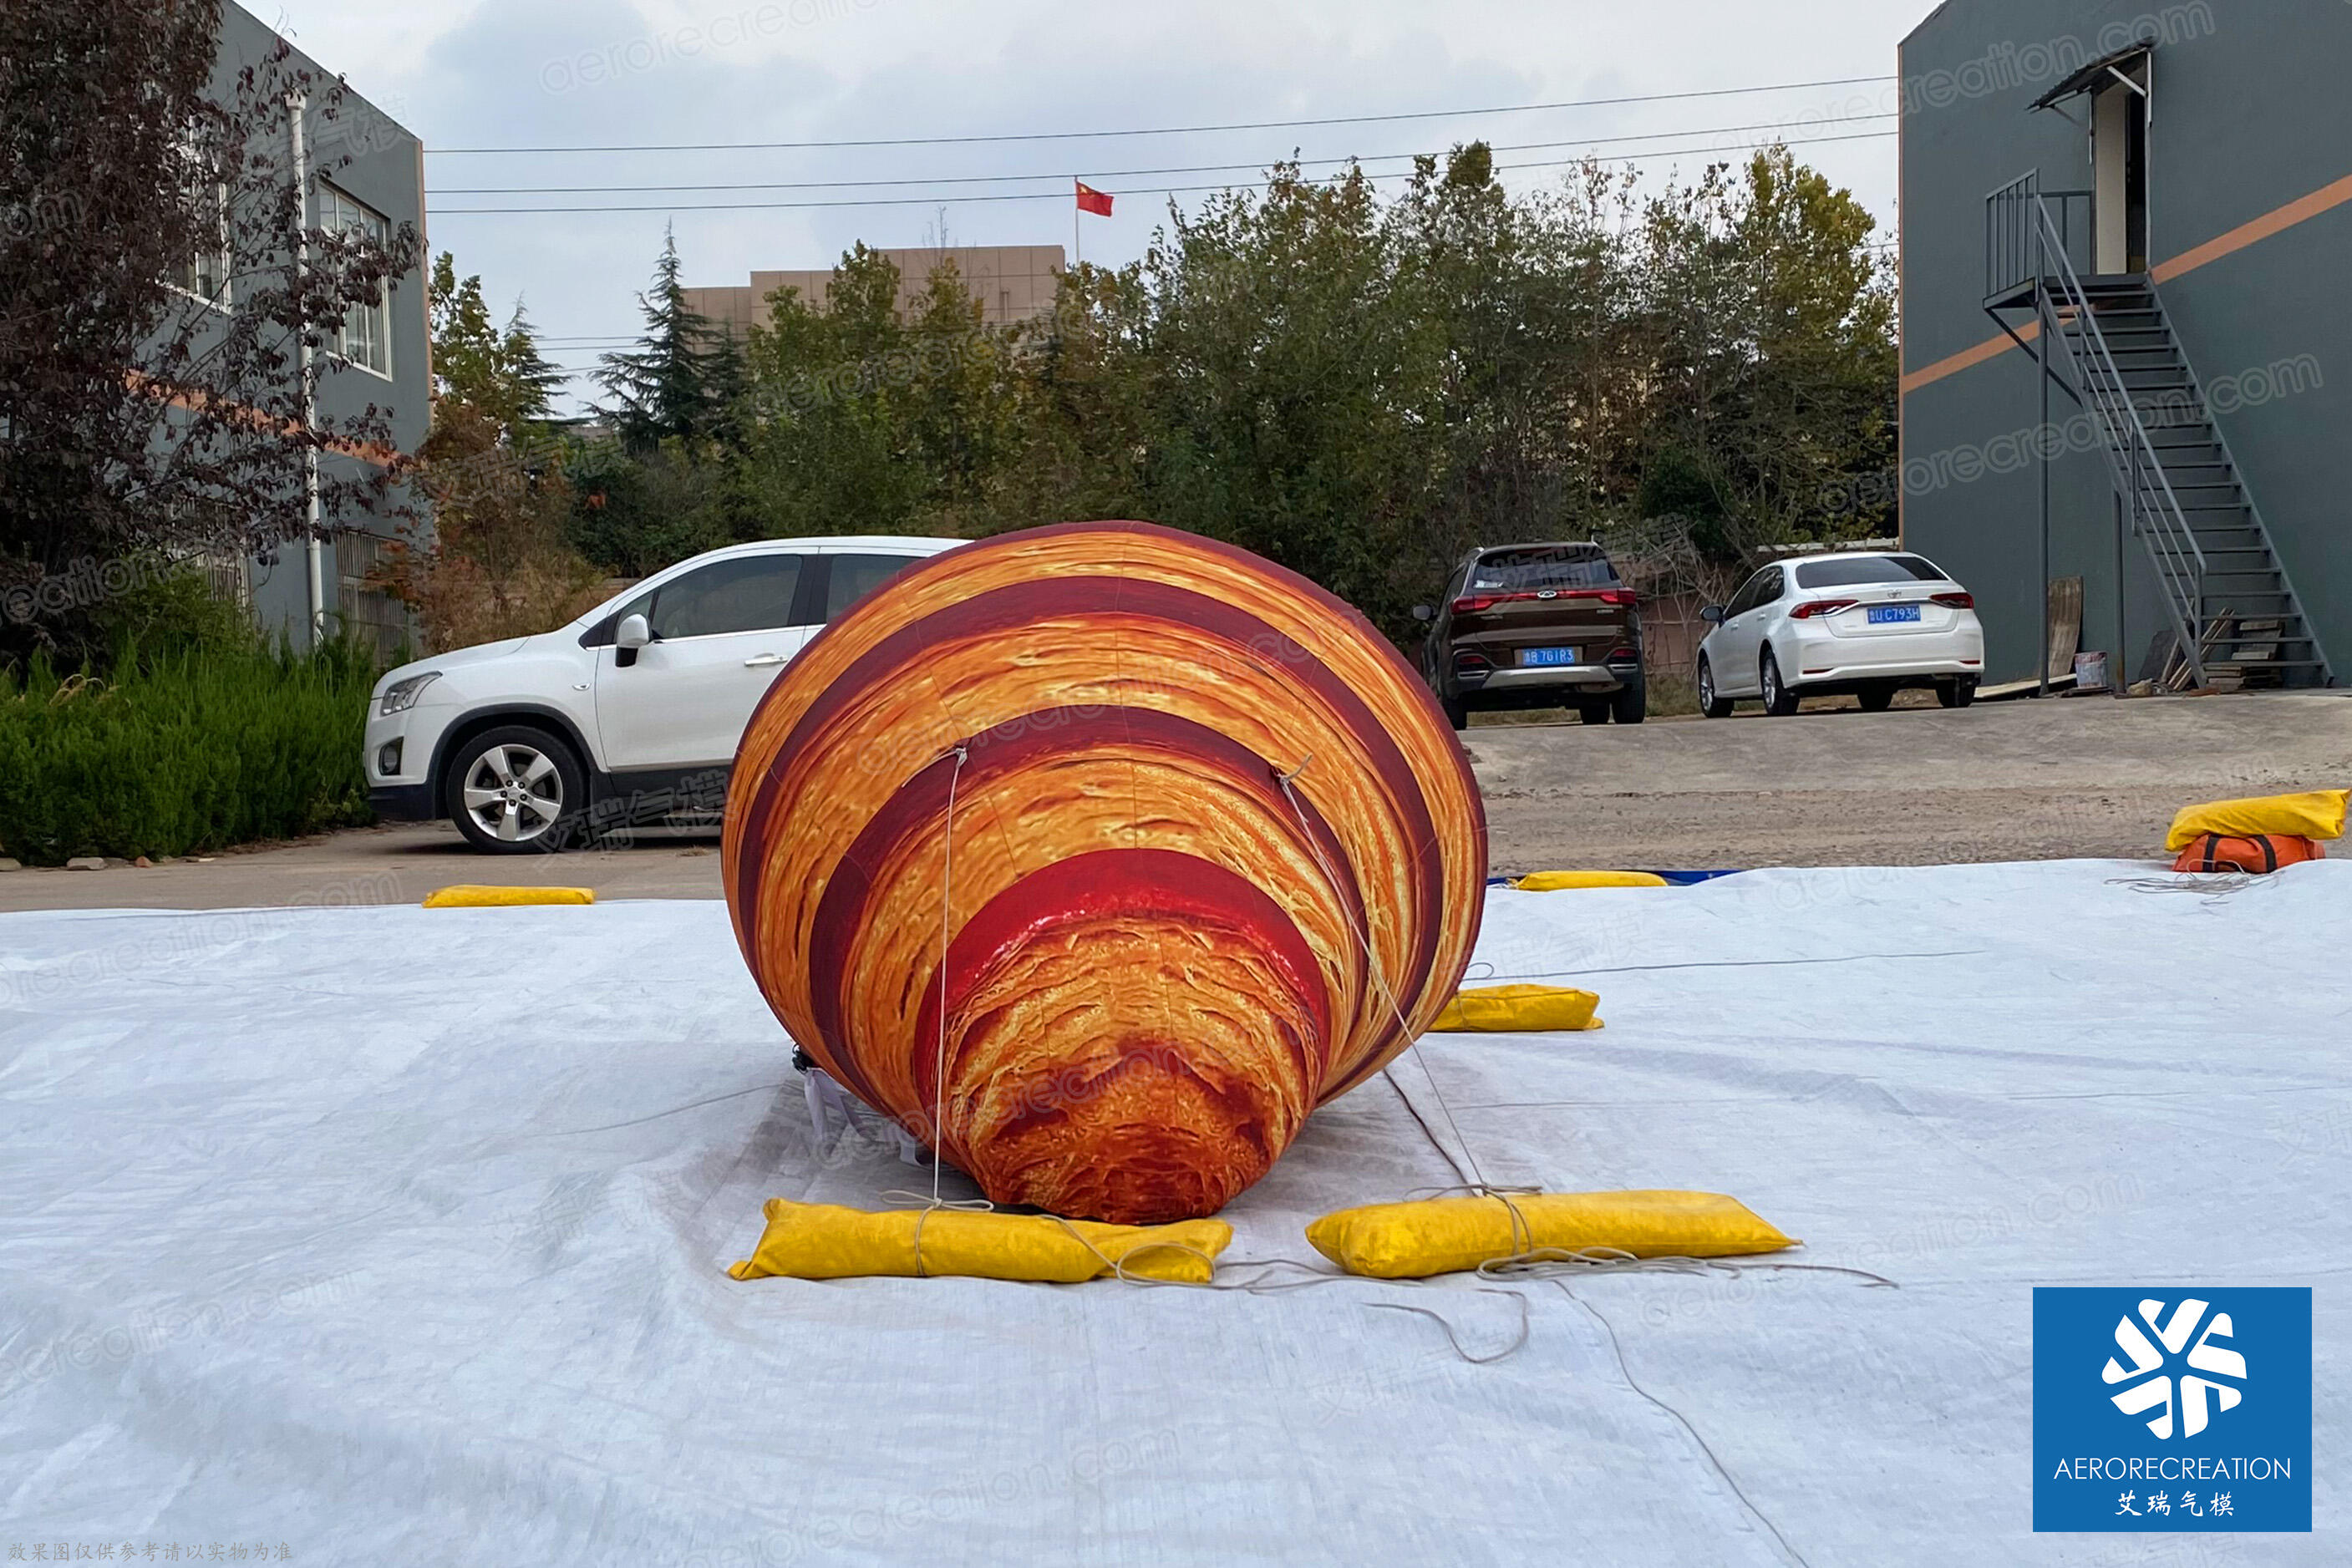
xmin=319 ymin=183 xmax=393 ymax=377
xmin=169 ymin=136 xmax=231 ymax=307
xmin=335 ymin=531 xmax=413 ymax=662
xmin=196 ymin=549 xmax=254 ymax=617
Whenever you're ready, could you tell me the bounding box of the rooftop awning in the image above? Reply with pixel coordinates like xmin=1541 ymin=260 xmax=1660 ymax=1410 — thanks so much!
xmin=2030 ymin=38 xmax=2155 ymax=109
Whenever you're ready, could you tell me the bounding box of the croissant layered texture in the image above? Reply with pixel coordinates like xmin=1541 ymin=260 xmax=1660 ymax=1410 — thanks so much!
xmin=724 ymin=522 xmax=1487 ymax=1223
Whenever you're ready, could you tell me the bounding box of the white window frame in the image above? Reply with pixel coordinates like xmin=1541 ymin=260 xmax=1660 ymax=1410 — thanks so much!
xmin=318 ymin=182 xmax=394 ymax=380
xmin=166 ymin=134 xmax=233 ymax=311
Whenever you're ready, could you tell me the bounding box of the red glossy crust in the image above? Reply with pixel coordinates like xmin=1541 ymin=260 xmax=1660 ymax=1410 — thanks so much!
xmin=912 ymin=848 xmax=1335 ymax=1104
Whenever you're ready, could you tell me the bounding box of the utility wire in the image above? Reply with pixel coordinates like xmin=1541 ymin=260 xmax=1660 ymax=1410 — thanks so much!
xmin=433 ymin=114 xmax=1896 ymax=195
xmin=432 ymin=129 xmax=1897 ymax=215
xmin=426 ymin=74 xmax=1897 ymax=155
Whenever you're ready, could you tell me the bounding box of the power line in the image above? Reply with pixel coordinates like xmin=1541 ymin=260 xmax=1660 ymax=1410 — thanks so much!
xmin=430 ymin=129 xmax=1897 ymax=216
xmin=426 ymin=74 xmax=1897 ymax=156
xmin=433 ymin=114 xmax=1895 ymax=196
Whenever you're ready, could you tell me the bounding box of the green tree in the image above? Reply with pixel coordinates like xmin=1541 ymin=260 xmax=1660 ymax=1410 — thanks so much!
xmin=594 ymin=226 xmax=738 ymax=454
xmin=378 ymin=254 xmax=599 ymax=649
xmin=564 ymin=441 xmax=731 ymax=578
xmin=985 ymin=259 xmax=1158 ymax=533
xmin=539 ymin=146 xmax=1902 ymax=647
xmin=427 ymin=253 xmax=561 ymax=437
xmin=732 ymin=246 xmax=1017 ymax=540
xmin=1635 ymin=148 xmax=1898 ymax=560
xmin=1133 ymin=164 xmax=1443 ymax=624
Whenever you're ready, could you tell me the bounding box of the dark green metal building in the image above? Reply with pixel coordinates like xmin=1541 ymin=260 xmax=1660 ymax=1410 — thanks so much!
xmin=1900 ymin=0 xmax=2348 ymax=688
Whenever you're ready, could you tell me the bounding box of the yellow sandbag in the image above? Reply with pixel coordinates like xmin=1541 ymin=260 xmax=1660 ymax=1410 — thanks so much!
xmin=2165 ymin=789 xmax=2347 ymax=851
xmin=1307 ymin=1190 xmax=1798 ymax=1280
xmin=1429 ymin=984 xmax=1603 ymax=1033
xmin=422 ymin=885 xmax=596 ymax=908
xmin=726 ymin=1199 xmax=1232 ymax=1284
xmin=1511 ymin=870 xmax=1670 ymax=891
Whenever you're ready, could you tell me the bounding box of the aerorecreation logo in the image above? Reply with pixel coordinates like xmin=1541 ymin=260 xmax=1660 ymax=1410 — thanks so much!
xmin=2102 ymin=1297 xmax=2244 ymax=1440
xmin=2034 ymin=1287 xmax=2311 ymax=1533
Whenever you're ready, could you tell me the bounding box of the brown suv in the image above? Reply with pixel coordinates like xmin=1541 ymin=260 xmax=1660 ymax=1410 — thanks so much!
xmin=1414 ymin=543 xmax=1646 ymax=729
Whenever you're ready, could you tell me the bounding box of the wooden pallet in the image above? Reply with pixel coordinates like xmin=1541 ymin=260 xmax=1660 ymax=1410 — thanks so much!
xmin=2207 ymin=617 xmax=2285 ymax=692
xmin=2163 ymin=611 xmax=2235 ymax=693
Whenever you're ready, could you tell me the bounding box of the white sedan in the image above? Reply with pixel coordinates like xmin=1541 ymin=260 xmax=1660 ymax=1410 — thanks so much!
xmin=1696 ymin=551 xmax=1987 ymax=717
xmin=363 ymin=535 xmax=963 ymax=851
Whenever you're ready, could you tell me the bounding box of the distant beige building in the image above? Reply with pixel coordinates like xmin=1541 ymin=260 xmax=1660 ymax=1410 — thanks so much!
xmin=686 ymin=246 xmax=1067 ymax=335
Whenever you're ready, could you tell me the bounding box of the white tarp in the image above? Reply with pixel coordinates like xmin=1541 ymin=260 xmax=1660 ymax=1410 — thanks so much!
xmin=2 ymin=860 xmax=2343 ymax=1565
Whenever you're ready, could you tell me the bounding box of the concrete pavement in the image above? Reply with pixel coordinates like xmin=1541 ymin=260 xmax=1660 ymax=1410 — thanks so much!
xmin=1471 ymin=687 xmax=2352 ymax=872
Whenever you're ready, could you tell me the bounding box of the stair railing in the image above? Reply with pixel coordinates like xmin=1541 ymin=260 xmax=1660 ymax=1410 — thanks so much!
xmin=2147 ymin=297 xmax=2337 ymax=687
xmin=2021 ymin=190 xmax=2211 ymax=685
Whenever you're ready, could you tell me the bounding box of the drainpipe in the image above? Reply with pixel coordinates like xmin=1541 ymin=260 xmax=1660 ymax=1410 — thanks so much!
xmin=2038 ymin=274 xmax=2052 ymax=700
xmin=2114 ymin=493 xmax=2126 ymax=694
xmin=288 ymin=89 xmax=325 ymax=648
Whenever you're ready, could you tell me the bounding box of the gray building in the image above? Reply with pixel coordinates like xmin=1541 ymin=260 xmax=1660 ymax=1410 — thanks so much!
xmin=1899 ymin=1 xmax=2349 ymax=688
xmin=211 ymin=3 xmax=431 ymax=657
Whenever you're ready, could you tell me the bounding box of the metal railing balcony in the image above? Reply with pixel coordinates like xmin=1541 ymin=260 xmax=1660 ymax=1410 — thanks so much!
xmin=1985 ymin=173 xmax=2093 ymax=304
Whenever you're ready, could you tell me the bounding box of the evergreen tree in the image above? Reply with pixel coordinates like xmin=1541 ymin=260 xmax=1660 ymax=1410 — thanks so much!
xmin=595 ymin=226 xmax=735 ymax=452
xmin=501 ymin=302 xmax=566 ymax=432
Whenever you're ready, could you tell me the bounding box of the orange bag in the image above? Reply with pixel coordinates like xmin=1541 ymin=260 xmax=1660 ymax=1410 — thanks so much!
xmin=2171 ymin=834 xmax=2325 ymax=874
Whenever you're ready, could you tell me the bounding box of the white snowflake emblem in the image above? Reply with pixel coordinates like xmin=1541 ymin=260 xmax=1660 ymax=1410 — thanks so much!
xmin=2102 ymin=1297 xmax=2248 ymax=1439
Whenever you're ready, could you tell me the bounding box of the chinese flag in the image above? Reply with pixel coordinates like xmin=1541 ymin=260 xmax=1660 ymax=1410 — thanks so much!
xmin=1075 ymin=180 xmax=1115 ymax=217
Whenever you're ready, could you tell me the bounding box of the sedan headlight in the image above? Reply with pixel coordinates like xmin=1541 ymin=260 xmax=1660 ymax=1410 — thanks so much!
xmin=378 ymin=672 xmax=442 ymax=717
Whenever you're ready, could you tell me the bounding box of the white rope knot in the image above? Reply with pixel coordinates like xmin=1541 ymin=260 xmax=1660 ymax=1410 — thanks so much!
xmin=1402 ymin=1183 xmax=1547 ymax=1260
xmin=881 ymin=1191 xmax=995 ymax=1213
xmin=881 ymin=1190 xmax=993 ymax=1279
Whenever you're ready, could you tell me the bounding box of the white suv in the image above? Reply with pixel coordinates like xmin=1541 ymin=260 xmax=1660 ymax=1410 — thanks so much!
xmin=365 ymin=535 xmax=963 ymax=851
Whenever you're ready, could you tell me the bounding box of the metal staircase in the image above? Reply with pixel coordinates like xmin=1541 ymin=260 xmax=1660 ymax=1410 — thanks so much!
xmin=1984 ymin=175 xmax=2333 ymax=688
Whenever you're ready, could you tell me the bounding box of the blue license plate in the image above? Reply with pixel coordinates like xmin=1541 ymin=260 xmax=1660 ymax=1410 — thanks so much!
xmin=1521 ymin=647 xmax=1580 ymax=667
xmin=1867 ymin=605 xmax=1923 ymax=625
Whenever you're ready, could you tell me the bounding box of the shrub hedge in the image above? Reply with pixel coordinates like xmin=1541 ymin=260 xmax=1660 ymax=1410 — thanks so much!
xmin=0 ymin=637 xmax=379 ymax=865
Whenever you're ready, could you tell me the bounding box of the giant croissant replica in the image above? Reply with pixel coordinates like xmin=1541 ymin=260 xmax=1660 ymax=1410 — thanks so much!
xmin=724 ymin=522 xmax=1488 ymax=1224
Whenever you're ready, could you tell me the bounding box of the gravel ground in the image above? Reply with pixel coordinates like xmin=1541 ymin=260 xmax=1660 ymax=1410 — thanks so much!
xmin=3 ymin=689 xmax=2348 ymax=910
xmin=1468 ymin=688 xmax=2352 ymax=873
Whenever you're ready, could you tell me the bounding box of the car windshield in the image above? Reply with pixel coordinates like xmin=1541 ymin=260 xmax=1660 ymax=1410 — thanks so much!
xmin=1794 ymin=556 xmax=1946 ymax=589
xmin=1468 ymin=547 xmax=1619 ymax=592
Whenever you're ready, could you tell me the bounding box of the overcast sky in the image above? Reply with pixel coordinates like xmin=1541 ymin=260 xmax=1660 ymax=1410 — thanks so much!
xmin=254 ymin=0 xmax=1920 ymax=407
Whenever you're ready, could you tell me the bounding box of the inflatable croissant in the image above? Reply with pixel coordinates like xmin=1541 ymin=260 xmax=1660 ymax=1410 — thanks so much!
xmin=724 ymin=522 xmax=1488 ymax=1224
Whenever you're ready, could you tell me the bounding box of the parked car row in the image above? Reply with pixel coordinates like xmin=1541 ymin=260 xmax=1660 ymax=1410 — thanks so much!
xmin=1418 ymin=542 xmax=1987 ymax=727
xmin=373 ymin=533 xmax=1991 ymax=854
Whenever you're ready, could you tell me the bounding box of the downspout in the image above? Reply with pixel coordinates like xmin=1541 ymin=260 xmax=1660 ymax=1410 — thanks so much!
xmin=288 ymin=89 xmax=325 ymax=648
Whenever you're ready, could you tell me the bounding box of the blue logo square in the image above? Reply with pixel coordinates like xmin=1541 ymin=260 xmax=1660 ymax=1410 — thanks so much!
xmin=2034 ymin=1287 xmax=2311 ymax=1532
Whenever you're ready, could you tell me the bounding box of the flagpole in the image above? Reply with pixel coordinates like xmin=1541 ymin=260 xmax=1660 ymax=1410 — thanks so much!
xmin=1073 ymin=178 xmax=1081 ymax=271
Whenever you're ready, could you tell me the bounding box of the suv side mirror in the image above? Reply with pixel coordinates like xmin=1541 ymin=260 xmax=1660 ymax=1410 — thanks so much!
xmin=1411 ymin=605 xmax=1436 ymax=624
xmin=615 ymin=612 xmax=653 ymax=667
xmin=1699 ymin=605 xmax=1727 ymax=625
